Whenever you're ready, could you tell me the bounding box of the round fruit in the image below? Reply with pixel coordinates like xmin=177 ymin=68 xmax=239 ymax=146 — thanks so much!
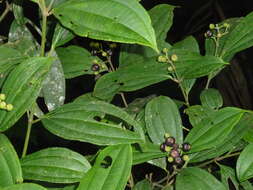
xmin=170 ymin=149 xmax=180 ymax=158
xmin=0 ymin=94 xmax=6 ymax=101
xmin=160 ymin=143 xmax=167 ymax=152
xmin=205 ymin=30 xmax=213 ymax=38
xmin=174 ymin=156 xmax=184 ymax=165
xmin=91 ymin=64 xmax=100 ymax=72
xmin=182 ymin=142 xmax=191 ymax=152
xmin=171 ymin=54 xmax=178 ymax=62
xmin=6 ymin=104 xmax=13 ymax=111
xmin=165 ymin=137 xmax=175 ymax=146
xmin=182 ymin=155 xmax=190 ymax=161
xmin=167 ymin=156 xmax=174 ymax=163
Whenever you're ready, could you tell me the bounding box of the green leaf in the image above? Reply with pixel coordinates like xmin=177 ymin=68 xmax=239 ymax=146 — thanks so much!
xmin=185 ymin=107 xmax=244 ymax=153
xmin=41 ymin=100 xmax=145 ymax=145
xmin=147 ymin=157 xmax=166 ymax=171
xmin=0 ymin=134 xmax=23 ymax=187
xmin=200 ymin=88 xmax=223 ymax=110
xmin=219 ymin=165 xmax=239 ymax=190
xmin=145 ymin=96 xmax=183 ymax=144
xmin=56 ymin=45 xmax=106 ymax=79
xmin=53 ymin=0 xmax=157 ymax=51
xmin=240 ymin=180 xmax=253 ymax=190
xmin=12 ymin=0 xmax=25 ymax=25
xmin=132 ymin=142 xmax=166 ymax=165
xmin=0 ymin=46 xmax=26 ymax=74
xmin=52 ymin=24 xmax=74 ymax=48
xmin=0 ymin=57 xmax=53 ymax=132
xmin=77 ymin=144 xmax=132 ymax=190
xmin=189 ymin=113 xmax=253 ymax=163
xmin=42 ymin=51 xmax=65 ymax=111
xmin=119 ymin=4 xmax=174 ymax=68
xmin=48 ymin=185 xmax=76 ymax=190
xmin=237 ymin=143 xmax=253 ymax=182
xmin=176 ymin=167 xmax=226 ymax=190
xmin=93 ymin=58 xmax=169 ymax=100
xmin=3 ymin=183 xmax=47 ymax=190
xmin=21 ymin=147 xmax=91 ymax=183
xmin=133 ymin=179 xmax=152 ymax=190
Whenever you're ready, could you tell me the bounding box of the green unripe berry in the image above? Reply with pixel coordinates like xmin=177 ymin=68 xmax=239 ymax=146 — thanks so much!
xmin=182 ymin=155 xmax=189 ymax=161
xmin=223 ymin=23 xmax=230 ymax=27
xmin=102 ymin=51 xmax=107 ymax=57
xmin=94 ymin=71 xmax=99 ymax=75
xmin=6 ymin=104 xmax=13 ymax=111
xmin=164 ymin=133 xmax=170 ymax=138
xmin=217 ymin=33 xmax=222 ymax=38
xmin=168 ymin=66 xmax=174 ymax=72
xmin=162 ymin=48 xmax=168 ymax=53
xmin=209 ymin=24 xmax=215 ymax=29
xmin=0 ymin=101 xmax=6 ymax=109
xmin=165 ymin=146 xmax=172 ymax=152
xmin=167 ymin=156 xmax=174 ymax=163
xmin=0 ymin=93 xmax=6 ymax=101
xmin=171 ymin=54 xmax=178 ymax=62
xmin=158 ymin=55 xmax=167 ymax=63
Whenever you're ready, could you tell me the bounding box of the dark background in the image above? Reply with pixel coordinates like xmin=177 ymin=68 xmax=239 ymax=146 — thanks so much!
xmin=1 ymin=0 xmax=253 ymax=187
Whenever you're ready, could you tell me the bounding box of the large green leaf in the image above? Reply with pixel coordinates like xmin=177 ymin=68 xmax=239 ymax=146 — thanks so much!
xmin=53 ymin=0 xmax=157 ymax=51
xmin=42 ymin=100 xmax=145 ymax=145
xmin=236 ymin=143 xmax=253 ymax=182
xmin=206 ymin=12 xmax=253 ymax=61
xmin=0 ymin=134 xmax=23 ymax=187
xmin=219 ymin=165 xmax=239 ymax=190
xmin=42 ymin=52 xmax=65 ymax=111
xmin=56 ymin=45 xmax=106 ymax=79
xmin=77 ymin=144 xmax=132 ymax=190
xmin=185 ymin=107 xmax=244 ymax=153
xmin=12 ymin=0 xmax=25 ymax=25
xmin=133 ymin=179 xmax=152 ymax=190
xmin=0 ymin=46 xmax=26 ymax=74
xmin=3 ymin=183 xmax=47 ymax=190
xmin=119 ymin=4 xmax=174 ymax=68
xmin=189 ymin=113 xmax=253 ymax=163
xmin=21 ymin=147 xmax=91 ymax=183
xmin=145 ymin=96 xmax=183 ymax=144
xmin=0 ymin=57 xmax=53 ymax=132
xmin=200 ymin=88 xmax=223 ymax=110
xmin=52 ymin=24 xmax=74 ymax=48
xmin=176 ymin=167 xmax=226 ymax=190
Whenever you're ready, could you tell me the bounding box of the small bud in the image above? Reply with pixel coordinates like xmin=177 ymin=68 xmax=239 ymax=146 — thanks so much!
xmin=171 ymin=54 xmax=178 ymax=62
xmin=167 ymin=156 xmax=174 ymax=163
xmin=164 ymin=133 xmax=170 ymax=138
xmin=158 ymin=55 xmax=167 ymax=63
xmin=165 ymin=137 xmax=175 ymax=146
xmin=0 ymin=101 xmax=6 ymax=109
xmin=209 ymin=23 xmax=215 ymax=29
xmin=162 ymin=48 xmax=168 ymax=53
xmin=0 ymin=94 xmax=6 ymax=101
xmin=94 ymin=71 xmax=99 ymax=75
xmin=223 ymin=23 xmax=230 ymax=28
xmin=102 ymin=51 xmax=107 ymax=57
xmin=168 ymin=66 xmax=174 ymax=72
xmin=182 ymin=155 xmax=189 ymax=161
xmin=91 ymin=63 xmax=100 ymax=72
xmin=182 ymin=142 xmax=191 ymax=152
xmin=217 ymin=33 xmax=222 ymax=38
xmin=6 ymin=104 xmax=13 ymax=111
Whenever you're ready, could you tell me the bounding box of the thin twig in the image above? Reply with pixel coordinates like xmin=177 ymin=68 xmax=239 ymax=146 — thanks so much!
xmin=0 ymin=1 xmax=11 ymax=23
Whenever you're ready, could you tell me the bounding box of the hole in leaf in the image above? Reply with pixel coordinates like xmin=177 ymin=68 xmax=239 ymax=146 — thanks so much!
xmin=84 ymin=69 xmax=88 ymax=72
xmin=59 ymin=14 xmax=63 ymax=17
xmin=70 ymin=21 xmax=74 ymax=25
xmin=93 ymin=116 xmax=102 ymax=122
xmin=100 ymin=156 xmax=112 ymax=168
xmin=114 ymin=79 xmax=118 ymax=83
xmin=119 ymin=82 xmax=124 ymax=86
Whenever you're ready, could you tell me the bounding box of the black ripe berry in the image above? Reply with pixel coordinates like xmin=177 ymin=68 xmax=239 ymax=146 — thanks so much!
xmin=91 ymin=64 xmax=100 ymax=72
xmin=160 ymin=143 xmax=167 ymax=152
xmin=205 ymin=30 xmax=213 ymax=38
xmin=170 ymin=149 xmax=180 ymax=158
xmin=165 ymin=137 xmax=175 ymax=146
xmin=174 ymin=156 xmax=184 ymax=165
xmin=182 ymin=142 xmax=191 ymax=152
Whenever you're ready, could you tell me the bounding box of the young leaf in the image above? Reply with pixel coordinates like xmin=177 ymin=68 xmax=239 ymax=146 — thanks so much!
xmin=185 ymin=107 xmax=244 ymax=153
xmin=42 ymin=52 xmax=65 ymax=111
xmin=3 ymin=183 xmax=47 ymax=190
xmin=236 ymin=143 xmax=253 ymax=182
xmin=77 ymin=144 xmax=132 ymax=190
xmin=0 ymin=57 xmax=53 ymax=132
xmin=219 ymin=165 xmax=239 ymax=190
xmin=145 ymin=96 xmax=183 ymax=144
xmin=176 ymin=167 xmax=226 ymax=190
xmin=41 ymin=100 xmax=145 ymax=145
xmin=21 ymin=147 xmax=91 ymax=183
xmin=0 ymin=134 xmax=23 ymax=187
xmin=200 ymin=88 xmax=223 ymax=110
xmin=133 ymin=179 xmax=152 ymax=190
xmin=53 ymin=0 xmax=158 ymax=51
xmin=56 ymin=45 xmax=106 ymax=79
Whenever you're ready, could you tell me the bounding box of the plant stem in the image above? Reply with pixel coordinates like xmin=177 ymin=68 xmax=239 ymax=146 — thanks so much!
xmin=22 ymin=112 xmax=34 ymax=158
xmin=197 ymin=151 xmax=241 ymax=168
xmin=0 ymin=1 xmax=11 ymax=23
xmin=39 ymin=0 xmax=48 ymax=57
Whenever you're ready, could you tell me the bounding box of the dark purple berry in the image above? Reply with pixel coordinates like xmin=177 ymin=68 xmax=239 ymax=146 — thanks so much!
xmin=174 ymin=156 xmax=184 ymax=165
xmin=165 ymin=137 xmax=175 ymax=146
xmin=205 ymin=30 xmax=213 ymax=38
xmin=160 ymin=143 xmax=166 ymax=152
xmin=182 ymin=142 xmax=191 ymax=152
xmin=91 ymin=64 xmax=100 ymax=72
xmin=170 ymin=149 xmax=180 ymax=158
xmin=172 ymin=143 xmax=179 ymax=149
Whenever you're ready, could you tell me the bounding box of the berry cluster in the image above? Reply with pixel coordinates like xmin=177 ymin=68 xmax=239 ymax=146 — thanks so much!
xmin=90 ymin=60 xmax=106 ymax=75
xmin=160 ymin=133 xmax=191 ymax=166
xmin=204 ymin=23 xmax=230 ymax=39
xmin=0 ymin=93 xmax=13 ymax=111
xmin=89 ymin=41 xmax=116 ymax=57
